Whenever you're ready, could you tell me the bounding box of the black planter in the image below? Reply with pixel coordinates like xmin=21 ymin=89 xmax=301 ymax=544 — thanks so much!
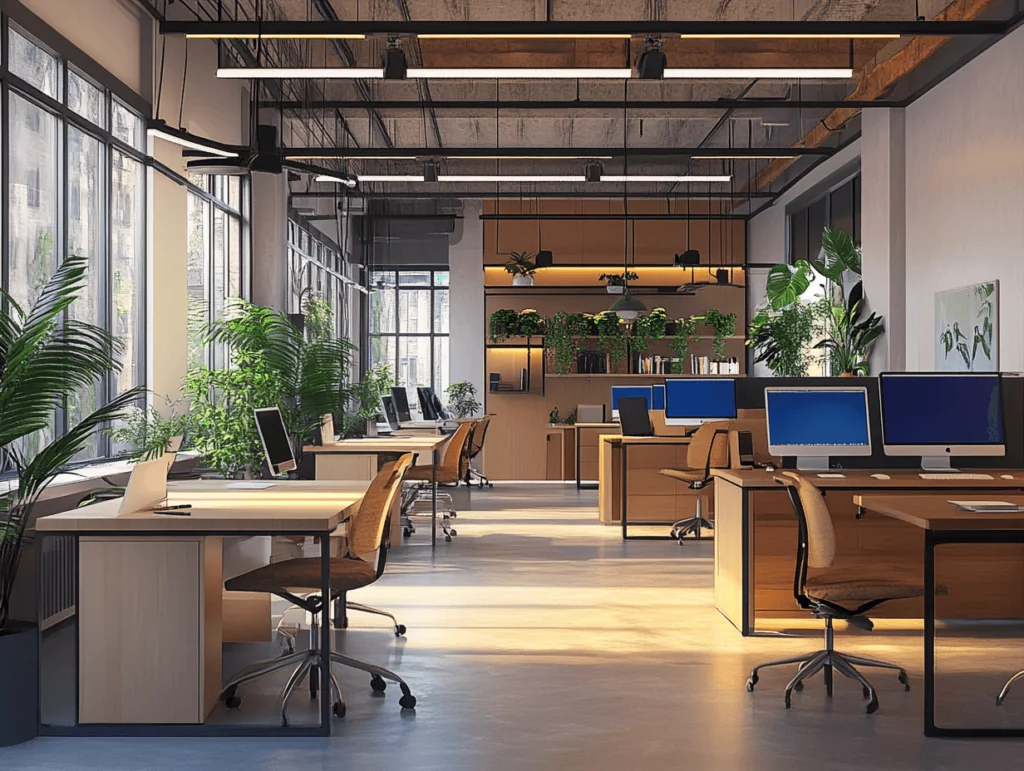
xmin=0 ymin=622 xmax=38 ymax=747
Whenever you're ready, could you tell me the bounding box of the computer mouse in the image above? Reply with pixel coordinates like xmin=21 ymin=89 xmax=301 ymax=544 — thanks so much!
xmin=871 ymin=473 xmax=891 ymax=480
xmin=763 ymin=463 xmax=776 ymax=472
xmin=1002 ymin=474 xmax=1015 ymax=480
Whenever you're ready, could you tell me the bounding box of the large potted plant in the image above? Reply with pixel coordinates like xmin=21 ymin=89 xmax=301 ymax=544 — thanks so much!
xmin=1 ymin=256 xmax=142 ymax=746
xmin=505 ymin=252 xmax=537 ymax=287
xmin=339 ymin=365 xmax=394 ymax=438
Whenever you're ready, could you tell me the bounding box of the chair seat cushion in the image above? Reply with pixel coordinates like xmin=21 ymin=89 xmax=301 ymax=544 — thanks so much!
xmin=659 ymin=468 xmax=705 ymax=483
xmin=805 ymin=566 xmax=947 ymax=603
xmin=225 ymin=557 xmax=376 ymax=595
xmin=406 ymin=465 xmax=460 ymax=484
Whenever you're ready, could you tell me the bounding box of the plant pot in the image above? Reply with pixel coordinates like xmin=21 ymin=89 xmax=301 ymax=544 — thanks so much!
xmin=839 ymin=371 xmax=856 ymax=377
xmin=0 ymin=622 xmax=38 ymax=747
xmin=605 ymin=285 xmax=625 ymax=294
xmin=511 ymin=276 xmax=534 ymax=287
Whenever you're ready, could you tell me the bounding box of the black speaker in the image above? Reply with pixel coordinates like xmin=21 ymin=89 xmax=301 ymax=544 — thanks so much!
xmin=535 ymin=250 xmax=554 ymax=268
xmin=675 ymin=249 xmax=701 ymax=266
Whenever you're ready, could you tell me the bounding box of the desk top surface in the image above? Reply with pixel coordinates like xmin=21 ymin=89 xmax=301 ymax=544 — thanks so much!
xmin=37 ymin=480 xmax=369 ymax=533
xmin=304 ymin=434 xmax=449 ymax=453
xmin=712 ymin=468 xmax=1024 ymax=489
xmin=601 ymin=434 xmax=693 ymax=445
xmin=855 ymin=494 xmax=1024 ymax=531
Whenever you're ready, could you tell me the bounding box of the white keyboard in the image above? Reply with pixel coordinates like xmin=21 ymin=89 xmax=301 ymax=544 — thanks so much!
xmin=817 ymin=473 xmax=846 ymax=479
xmin=919 ymin=473 xmax=994 ymax=480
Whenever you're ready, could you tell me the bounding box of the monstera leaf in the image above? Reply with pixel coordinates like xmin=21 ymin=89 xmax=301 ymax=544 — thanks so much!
xmin=765 ymin=260 xmax=813 ymax=310
xmin=814 ymin=227 xmax=862 ymax=284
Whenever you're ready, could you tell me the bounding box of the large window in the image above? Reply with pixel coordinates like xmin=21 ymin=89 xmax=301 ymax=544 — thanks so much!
xmin=369 ymin=270 xmax=450 ymax=397
xmin=186 ymin=174 xmax=247 ymax=370
xmin=788 ymin=174 xmax=860 ymax=263
xmin=3 ymin=22 xmax=148 ymax=462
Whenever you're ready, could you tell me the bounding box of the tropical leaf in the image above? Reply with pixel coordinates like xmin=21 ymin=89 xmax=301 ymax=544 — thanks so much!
xmin=819 ymin=226 xmax=862 ymax=277
xmin=765 ymin=260 xmax=812 ymax=309
xmin=957 ymin=342 xmax=971 ymax=370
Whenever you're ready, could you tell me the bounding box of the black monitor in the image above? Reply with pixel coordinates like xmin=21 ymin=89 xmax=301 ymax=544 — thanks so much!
xmin=254 ymin=407 xmax=296 ymax=475
xmin=418 ymin=386 xmax=439 ymax=421
xmin=431 ymin=390 xmax=450 ymax=421
xmin=391 ymin=387 xmax=412 ymax=423
xmin=380 ymin=394 xmax=401 ymax=431
xmin=618 ymin=396 xmax=653 ymax=437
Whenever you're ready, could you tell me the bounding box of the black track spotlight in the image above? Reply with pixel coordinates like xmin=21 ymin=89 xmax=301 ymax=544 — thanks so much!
xmin=585 ymin=162 xmax=603 ymax=183
xmin=535 ymin=250 xmax=554 ymax=268
xmin=423 ymin=161 xmax=439 ymax=182
xmin=675 ymin=249 xmax=701 ymax=266
xmin=637 ymin=37 xmax=666 ymax=80
xmin=383 ymin=39 xmax=407 ymax=79
xmin=715 ymin=268 xmax=730 ymax=285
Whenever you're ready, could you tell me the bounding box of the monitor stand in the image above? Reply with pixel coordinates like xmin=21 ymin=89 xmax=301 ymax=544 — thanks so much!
xmin=921 ymin=456 xmax=955 ymax=471
xmin=795 ymin=456 xmax=830 ymax=472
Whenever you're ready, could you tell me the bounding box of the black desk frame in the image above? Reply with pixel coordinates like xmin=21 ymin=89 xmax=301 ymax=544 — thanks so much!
xmin=620 ymin=438 xmax=692 ymax=541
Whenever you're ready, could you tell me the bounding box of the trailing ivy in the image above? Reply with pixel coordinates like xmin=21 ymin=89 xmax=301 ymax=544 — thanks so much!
xmin=545 ymin=311 xmax=590 ymax=374
xmin=593 ymin=311 xmax=627 ymax=370
xmin=489 ymin=309 xmax=520 ymax=342
xmin=669 ymin=317 xmax=698 ymax=373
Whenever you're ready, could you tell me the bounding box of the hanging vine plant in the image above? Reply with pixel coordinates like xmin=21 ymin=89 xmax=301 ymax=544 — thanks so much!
xmin=593 ymin=311 xmax=628 ymax=370
xmin=700 ymin=308 xmax=738 ymax=359
xmin=517 ymin=308 xmax=543 ymax=337
xmin=545 ymin=311 xmax=590 ymax=374
xmin=631 ymin=306 xmax=668 ymax=356
xmin=489 ymin=309 xmax=520 ymax=342
xmin=669 ymin=317 xmax=699 ymax=373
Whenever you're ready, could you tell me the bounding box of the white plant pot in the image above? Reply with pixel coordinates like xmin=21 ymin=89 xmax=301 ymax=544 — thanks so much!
xmin=512 ymin=276 xmax=535 ymax=287
xmin=606 ymin=285 xmax=625 ymax=294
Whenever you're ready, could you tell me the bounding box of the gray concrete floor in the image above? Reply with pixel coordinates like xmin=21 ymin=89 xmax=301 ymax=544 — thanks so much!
xmin=4 ymin=483 xmax=1024 ymax=770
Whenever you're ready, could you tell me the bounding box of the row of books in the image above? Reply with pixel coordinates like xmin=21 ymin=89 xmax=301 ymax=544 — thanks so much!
xmin=690 ymin=356 xmax=742 ymax=375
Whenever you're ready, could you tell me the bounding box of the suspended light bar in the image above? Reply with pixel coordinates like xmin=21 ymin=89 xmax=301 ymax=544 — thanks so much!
xmin=456 ymin=155 xmax=615 ymax=160
xmin=600 ymin=175 xmax=732 ymax=183
xmin=679 ymin=33 xmax=899 ymax=39
xmin=291 ymin=155 xmax=419 ymax=160
xmin=407 ymin=67 xmax=633 ymax=79
xmin=357 ymin=175 xmax=427 ymax=182
xmin=314 ymin=174 xmax=357 ymax=188
xmin=664 ymin=67 xmax=853 ymax=79
xmin=187 ymin=33 xmax=365 ymax=39
xmin=438 ymin=175 xmax=588 ymax=182
xmin=417 ymin=34 xmax=633 ymax=39
xmin=217 ymin=68 xmax=384 ymax=79
xmin=147 ymin=122 xmax=238 ymax=158
xmin=700 ymin=154 xmax=797 ymax=160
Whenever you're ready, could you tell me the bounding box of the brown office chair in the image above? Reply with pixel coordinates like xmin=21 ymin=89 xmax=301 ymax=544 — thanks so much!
xmin=402 ymin=420 xmax=474 ymax=542
xmin=217 ymin=454 xmax=415 ymax=724
xmin=463 ymin=415 xmax=494 ymax=489
xmin=659 ymin=420 xmax=731 ymax=542
xmin=745 ymin=472 xmax=938 ymax=714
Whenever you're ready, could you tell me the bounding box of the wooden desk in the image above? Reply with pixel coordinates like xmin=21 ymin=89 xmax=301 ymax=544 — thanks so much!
xmin=36 ymin=483 xmax=366 ymax=736
xmin=712 ymin=469 xmax=1024 ymax=636
xmin=597 ymin=435 xmax=694 ymax=540
xmin=856 ymin=494 xmax=1024 ymax=738
xmin=575 ymin=423 xmax=619 ymax=489
xmin=306 ymin=434 xmax=449 ymax=546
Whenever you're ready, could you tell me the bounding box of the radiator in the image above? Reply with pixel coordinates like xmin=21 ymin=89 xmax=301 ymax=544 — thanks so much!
xmin=39 ymin=535 xmax=75 ymax=630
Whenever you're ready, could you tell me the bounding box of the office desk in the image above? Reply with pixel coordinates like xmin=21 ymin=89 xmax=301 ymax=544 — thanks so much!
xmin=597 ymin=435 xmax=693 ymax=540
xmin=35 ymin=482 xmax=367 ymax=736
xmin=305 ymin=434 xmax=450 ymax=546
xmin=575 ymin=423 xmax=619 ymax=489
xmin=712 ymin=469 xmax=1024 ymax=636
xmin=856 ymin=494 xmax=1024 ymax=738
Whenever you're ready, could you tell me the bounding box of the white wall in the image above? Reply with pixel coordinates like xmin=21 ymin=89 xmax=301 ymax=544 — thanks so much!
xmin=449 ymin=200 xmax=485 ymax=404
xmin=904 ymin=25 xmax=1024 ymax=371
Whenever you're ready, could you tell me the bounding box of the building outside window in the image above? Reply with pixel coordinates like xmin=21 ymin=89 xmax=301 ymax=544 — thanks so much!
xmin=3 ymin=23 xmax=147 ymax=462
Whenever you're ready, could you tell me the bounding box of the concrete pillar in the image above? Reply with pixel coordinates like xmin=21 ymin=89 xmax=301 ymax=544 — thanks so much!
xmin=449 ymin=200 xmax=485 ymax=400
xmin=250 ymin=172 xmax=289 ymax=312
xmin=860 ymin=108 xmax=907 ymax=373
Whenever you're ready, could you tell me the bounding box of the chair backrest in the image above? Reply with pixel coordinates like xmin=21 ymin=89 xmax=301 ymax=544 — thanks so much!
xmin=467 ymin=415 xmax=492 ymax=459
xmin=685 ymin=420 xmax=731 ymax=477
xmin=777 ymin=472 xmax=837 ymax=605
xmin=438 ymin=420 xmax=474 ymax=479
xmin=346 ymin=453 xmax=414 ymax=561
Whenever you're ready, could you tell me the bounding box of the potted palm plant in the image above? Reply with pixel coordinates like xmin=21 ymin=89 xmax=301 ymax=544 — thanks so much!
xmin=505 ymin=252 xmax=537 ymax=287
xmin=599 ymin=270 xmax=639 ymax=294
xmin=1 ymin=256 xmax=143 ymax=746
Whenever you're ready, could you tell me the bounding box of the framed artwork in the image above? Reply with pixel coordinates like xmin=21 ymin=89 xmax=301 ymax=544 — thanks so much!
xmin=935 ymin=281 xmax=998 ymax=372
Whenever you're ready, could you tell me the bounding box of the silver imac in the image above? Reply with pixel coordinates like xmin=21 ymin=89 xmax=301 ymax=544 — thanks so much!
xmin=765 ymin=386 xmax=872 ymax=471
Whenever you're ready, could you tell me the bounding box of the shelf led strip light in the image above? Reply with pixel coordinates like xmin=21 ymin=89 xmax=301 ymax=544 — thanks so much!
xmin=218 ymin=67 xmax=852 ymax=79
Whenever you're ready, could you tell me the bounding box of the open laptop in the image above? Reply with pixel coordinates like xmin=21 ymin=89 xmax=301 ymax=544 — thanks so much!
xmin=618 ymin=396 xmax=654 ymax=437
xmin=119 ymin=454 xmax=172 ymax=515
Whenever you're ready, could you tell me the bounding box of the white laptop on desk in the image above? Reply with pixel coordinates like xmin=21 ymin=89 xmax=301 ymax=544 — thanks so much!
xmin=119 ymin=454 xmax=172 ymax=515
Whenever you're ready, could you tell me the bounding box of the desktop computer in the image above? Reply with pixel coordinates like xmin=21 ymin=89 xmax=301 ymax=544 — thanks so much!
xmin=611 ymin=385 xmax=653 ymax=420
xmin=417 ymin=386 xmax=450 ymax=421
xmin=879 ymin=372 xmax=1005 ymax=470
xmin=764 ymin=387 xmax=872 ymax=470
xmin=254 ymin=407 xmax=297 ymax=475
xmin=664 ymin=378 xmax=737 ymax=426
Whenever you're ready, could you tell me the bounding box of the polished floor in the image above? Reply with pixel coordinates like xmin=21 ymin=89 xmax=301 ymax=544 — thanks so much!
xmin=5 ymin=484 xmax=1024 ymax=770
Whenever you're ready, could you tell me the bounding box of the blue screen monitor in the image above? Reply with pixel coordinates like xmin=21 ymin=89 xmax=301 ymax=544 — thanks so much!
xmin=765 ymin=387 xmax=872 ymax=467
xmin=879 ymin=373 xmax=1004 ymax=466
xmin=611 ymin=386 xmax=653 ymax=419
xmin=664 ymin=378 xmax=737 ymax=426
xmin=652 ymin=384 xmax=665 ymax=411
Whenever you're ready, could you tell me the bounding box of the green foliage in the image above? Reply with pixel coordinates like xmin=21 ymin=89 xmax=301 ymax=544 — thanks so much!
xmin=108 ymin=400 xmax=191 ymax=461
xmin=813 ymin=281 xmax=884 ymax=375
xmin=631 ymin=307 xmax=668 ymax=355
xmin=766 ymin=260 xmax=813 ymax=310
xmin=446 ymin=381 xmax=481 ymax=419
xmin=699 ymin=308 xmax=737 ymax=359
xmin=1 ymin=255 xmax=143 ymax=631
xmin=489 ymin=309 xmax=520 ymax=342
xmin=592 ymin=311 xmax=627 ymax=369
xmin=548 ymin=407 xmax=560 ymax=424
xmin=939 ymin=283 xmax=996 ymax=371
xmin=669 ymin=317 xmax=699 ymax=373
xmin=340 ymin=365 xmax=394 ymax=438
xmin=301 ymin=290 xmax=334 ymax=342
xmin=545 ymin=312 xmax=590 ymax=374
xmin=517 ymin=308 xmax=543 ymax=337
xmin=504 ymin=252 xmax=537 ymax=277
xmin=814 ymin=227 xmax=862 ymax=291
xmin=599 ymin=270 xmax=639 ymax=287
xmin=747 ymin=304 xmax=816 ymax=377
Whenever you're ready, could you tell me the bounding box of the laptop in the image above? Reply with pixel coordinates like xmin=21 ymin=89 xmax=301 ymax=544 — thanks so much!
xmin=618 ymin=396 xmax=654 ymax=437
xmin=320 ymin=413 xmax=336 ymax=445
xmin=119 ymin=454 xmax=172 ymax=515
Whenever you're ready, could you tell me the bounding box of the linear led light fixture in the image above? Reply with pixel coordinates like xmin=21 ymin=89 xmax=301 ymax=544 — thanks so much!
xmin=679 ymin=33 xmax=899 ymax=39
xmin=358 ymin=175 xmax=426 ymax=182
xmin=664 ymin=67 xmax=853 ymax=79
xmin=147 ymin=122 xmax=238 ymax=158
xmin=187 ymin=33 xmax=365 ymax=39
xmin=291 ymin=155 xmax=419 ymax=160
xmin=314 ymin=174 xmax=357 ymax=188
xmin=417 ymin=34 xmax=633 ymax=39
xmin=439 ymin=175 xmax=587 ymax=182
xmin=407 ymin=67 xmax=632 ymax=79
xmin=700 ymin=154 xmax=797 ymax=160
xmin=218 ymin=67 xmax=384 ymax=79
xmin=601 ymin=175 xmax=732 ymax=183
xmin=456 ymin=155 xmax=615 ymax=160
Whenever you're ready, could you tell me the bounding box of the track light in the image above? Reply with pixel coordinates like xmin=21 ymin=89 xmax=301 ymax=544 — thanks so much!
xmin=636 ymin=37 xmax=666 ymax=80
xmin=585 ymin=163 xmax=603 ymax=183
xmin=675 ymin=250 xmax=701 ymax=266
xmin=423 ymin=162 xmax=439 ymax=182
xmin=383 ymin=39 xmax=408 ymax=80
xmin=663 ymin=68 xmax=853 ymax=79
xmin=147 ymin=120 xmax=238 ymax=158
xmin=314 ymin=174 xmax=357 ymax=188
xmin=406 ymin=67 xmax=632 ymax=79
xmin=601 ymin=175 xmax=731 ymax=183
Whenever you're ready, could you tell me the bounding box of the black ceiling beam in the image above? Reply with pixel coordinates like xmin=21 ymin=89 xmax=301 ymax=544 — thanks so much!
xmin=283 ymin=146 xmax=832 ymax=158
xmin=162 ymin=20 xmax=1009 ymax=36
xmin=481 ymin=213 xmax=747 ymax=221
xmin=290 ymin=190 xmax=779 ymax=199
xmin=261 ymin=98 xmax=898 ymax=110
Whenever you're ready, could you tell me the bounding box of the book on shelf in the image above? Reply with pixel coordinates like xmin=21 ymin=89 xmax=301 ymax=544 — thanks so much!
xmin=689 ymin=355 xmax=741 ymax=375
xmin=635 ymin=355 xmax=676 ymax=375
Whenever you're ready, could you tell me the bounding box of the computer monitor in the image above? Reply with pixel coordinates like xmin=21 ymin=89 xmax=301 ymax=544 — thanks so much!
xmin=379 ymin=395 xmax=399 ymax=433
xmin=430 ymin=390 xmax=451 ymax=421
xmin=652 ymin=384 xmax=666 ymax=411
xmin=879 ymin=372 xmax=1005 ymax=469
xmin=664 ymin=378 xmax=737 ymax=426
xmin=611 ymin=385 xmax=653 ymax=420
xmin=254 ymin=407 xmax=296 ymax=475
xmin=618 ymin=397 xmax=653 ymax=437
xmin=765 ymin=387 xmax=872 ymax=470
xmin=391 ymin=387 xmax=412 ymax=423
xmin=418 ymin=386 xmax=439 ymax=421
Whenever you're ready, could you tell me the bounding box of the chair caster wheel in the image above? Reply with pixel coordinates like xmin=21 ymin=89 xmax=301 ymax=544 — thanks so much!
xmin=794 ymin=682 xmax=804 ymax=692
xmin=784 ymin=695 xmax=791 ymax=709
xmin=449 ymin=512 xmax=457 ymax=519
xmin=487 ymin=483 xmax=493 ymax=488
xmin=225 ymin=695 xmax=241 ymax=709
xmin=866 ymin=695 xmax=879 ymax=714
xmin=745 ymin=675 xmax=757 ymax=692
xmin=449 ymin=529 xmax=458 ymax=536
xmin=898 ymin=672 xmax=910 ymax=691
xmin=445 ymin=535 xmax=452 ymax=542
xmin=395 ymin=624 xmax=407 ymax=637
xmin=403 ymin=528 xmax=412 ymax=537
xmin=333 ymin=702 xmax=346 ymax=718
xmin=370 ymin=675 xmax=387 ymax=693
xmin=399 ymin=684 xmax=416 ymax=710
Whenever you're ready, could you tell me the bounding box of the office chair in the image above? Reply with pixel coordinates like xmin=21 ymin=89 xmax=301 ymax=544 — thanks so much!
xmin=217 ymin=454 xmax=416 ymax=724
xmin=463 ymin=415 xmax=494 ymax=489
xmin=997 ymin=669 xmax=1024 ymax=706
xmin=745 ymin=473 xmax=939 ymax=714
xmin=659 ymin=421 xmax=730 ymax=543
xmin=401 ymin=420 xmax=474 ymax=543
